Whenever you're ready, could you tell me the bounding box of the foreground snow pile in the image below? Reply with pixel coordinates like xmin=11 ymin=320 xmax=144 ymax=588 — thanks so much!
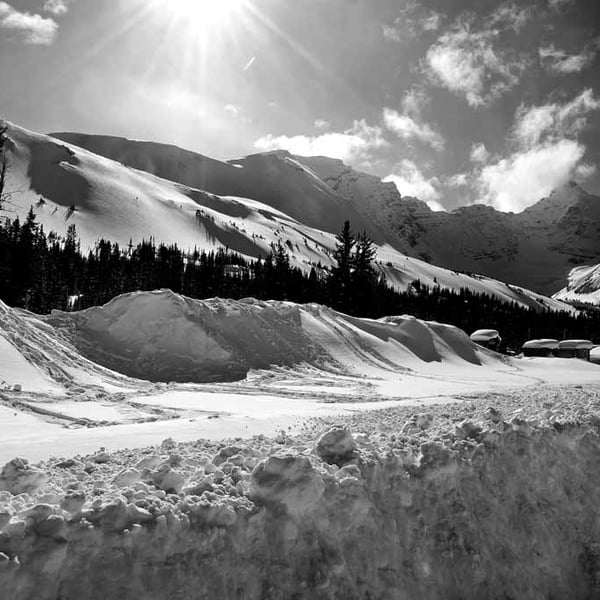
xmin=2 ymin=385 xmax=600 ymax=599
xmin=44 ymin=290 xmax=489 ymax=383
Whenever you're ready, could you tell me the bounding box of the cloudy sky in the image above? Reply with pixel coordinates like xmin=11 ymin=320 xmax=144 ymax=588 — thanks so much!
xmin=1 ymin=0 xmax=599 ymax=211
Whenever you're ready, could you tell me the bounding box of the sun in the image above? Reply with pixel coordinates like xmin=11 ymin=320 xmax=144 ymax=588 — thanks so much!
xmin=165 ymin=0 xmax=247 ymax=26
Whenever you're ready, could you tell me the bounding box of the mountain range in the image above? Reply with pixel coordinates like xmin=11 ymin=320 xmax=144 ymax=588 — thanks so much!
xmin=52 ymin=131 xmax=600 ymax=299
xmin=2 ymin=119 xmax=597 ymax=310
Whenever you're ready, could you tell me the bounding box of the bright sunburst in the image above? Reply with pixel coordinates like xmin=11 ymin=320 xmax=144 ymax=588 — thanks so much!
xmin=165 ymin=0 xmax=247 ymax=27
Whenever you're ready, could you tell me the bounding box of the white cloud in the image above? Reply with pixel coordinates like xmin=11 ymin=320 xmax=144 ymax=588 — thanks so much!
xmin=477 ymin=139 xmax=585 ymax=212
xmin=0 ymin=1 xmax=57 ymax=44
xmin=314 ymin=118 xmax=331 ymax=131
xmin=254 ymin=120 xmax=388 ymax=164
xmin=539 ymin=43 xmax=599 ymax=74
xmin=426 ymin=16 xmax=528 ymax=107
xmin=512 ymin=89 xmax=600 ymax=149
xmin=547 ymin=0 xmax=574 ymax=11
xmin=384 ymin=160 xmax=442 ymax=209
xmin=43 ymin=0 xmax=70 ymax=16
xmin=223 ymin=104 xmax=251 ymax=124
xmin=487 ymin=2 xmax=530 ymax=33
xmin=469 ymin=143 xmax=490 ymax=163
xmin=445 ymin=172 xmax=470 ymax=188
xmin=474 ymin=89 xmax=600 ymax=212
xmin=401 ymin=87 xmax=428 ymax=117
xmin=575 ymin=163 xmax=597 ymax=180
xmin=383 ymin=108 xmax=444 ymax=151
xmin=383 ymin=1 xmax=443 ymax=42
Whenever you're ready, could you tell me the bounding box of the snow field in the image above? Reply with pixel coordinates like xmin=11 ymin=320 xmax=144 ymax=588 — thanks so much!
xmin=2 ymin=383 xmax=600 ymax=598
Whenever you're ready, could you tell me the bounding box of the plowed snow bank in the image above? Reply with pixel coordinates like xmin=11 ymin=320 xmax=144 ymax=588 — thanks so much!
xmin=2 ymin=388 xmax=600 ymax=599
xmin=43 ymin=290 xmax=490 ymax=383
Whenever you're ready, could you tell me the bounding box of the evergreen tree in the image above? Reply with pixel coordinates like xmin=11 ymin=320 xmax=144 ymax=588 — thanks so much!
xmin=0 ymin=124 xmax=8 ymax=211
xmin=331 ymin=220 xmax=355 ymax=312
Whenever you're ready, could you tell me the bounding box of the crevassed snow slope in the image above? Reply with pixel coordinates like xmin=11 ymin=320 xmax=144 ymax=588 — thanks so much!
xmin=553 ymin=263 xmax=600 ymax=305
xmin=2 ymin=121 xmax=575 ymax=312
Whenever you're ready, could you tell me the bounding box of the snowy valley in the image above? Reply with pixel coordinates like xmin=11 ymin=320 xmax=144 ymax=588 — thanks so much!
xmin=1 ymin=120 xmax=600 ymax=599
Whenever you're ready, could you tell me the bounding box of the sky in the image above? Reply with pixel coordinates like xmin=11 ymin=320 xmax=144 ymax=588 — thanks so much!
xmin=0 ymin=0 xmax=599 ymax=212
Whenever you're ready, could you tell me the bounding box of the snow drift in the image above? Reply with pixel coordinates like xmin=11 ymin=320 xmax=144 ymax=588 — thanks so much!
xmin=43 ymin=290 xmax=489 ymax=383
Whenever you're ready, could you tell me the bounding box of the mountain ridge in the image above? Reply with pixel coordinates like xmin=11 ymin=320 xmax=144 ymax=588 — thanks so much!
xmin=0 ymin=119 xmax=580 ymax=312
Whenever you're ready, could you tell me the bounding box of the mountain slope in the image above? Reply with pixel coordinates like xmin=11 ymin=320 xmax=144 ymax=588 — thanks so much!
xmin=51 ymin=132 xmax=381 ymax=241
xmin=0 ymin=121 xmax=575 ymax=312
xmin=294 ymin=157 xmax=600 ymax=296
xmin=52 ymin=132 xmax=600 ymax=297
xmin=553 ymin=263 xmax=600 ymax=305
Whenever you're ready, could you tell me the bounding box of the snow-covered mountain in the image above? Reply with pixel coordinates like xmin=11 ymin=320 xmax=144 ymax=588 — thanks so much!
xmin=553 ymin=263 xmax=600 ymax=305
xmin=50 ymin=132 xmax=600 ymax=297
xmin=294 ymin=157 xmax=600 ymax=297
xmin=0 ymin=120 xmax=575 ymax=312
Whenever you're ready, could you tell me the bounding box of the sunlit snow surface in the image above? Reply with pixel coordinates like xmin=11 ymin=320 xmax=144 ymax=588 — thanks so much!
xmin=2 ymin=291 xmax=600 ymax=464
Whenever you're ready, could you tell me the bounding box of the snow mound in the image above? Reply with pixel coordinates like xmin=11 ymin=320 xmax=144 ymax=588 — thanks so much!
xmin=0 ymin=300 xmax=148 ymax=394
xmin=470 ymin=329 xmax=501 ymax=343
xmin=43 ymin=290 xmax=491 ymax=383
xmin=522 ymin=339 xmax=559 ymax=350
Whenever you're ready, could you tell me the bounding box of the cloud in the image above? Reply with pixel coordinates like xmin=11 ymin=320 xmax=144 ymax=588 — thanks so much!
xmin=477 ymin=139 xmax=585 ymax=212
xmin=383 ymin=108 xmax=444 ymax=151
xmin=43 ymin=0 xmax=70 ymax=16
xmin=470 ymin=143 xmax=490 ymax=163
xmin=314 ymin=118 xmax=331 ymax=131
xmin=254 ymin=120 xmax=388 ymax=164
xmin=384 ymin=160 xmax=442 ymax=209
xmin=512 ymin=89 xmax=600 ymax=148
xmin=0 ymin=2 xmax=57 ymax=44
xmin=487 ymin=2 xmax=531 ymax=33
xmin=383 ymin=1 xmax=443 ymax=42
xmin=474 ymin=90 xmax=600 ymax=211
xmin=575 ymin=163 xmax=597 ymax=180
xmin=426 ymin=15 xmax=528 ymax=107
xmin=401 ymin=87 xmax=429 ymax=117
xmin=547 ymin=0 xmax=574 ymax=11
xmin=223 ymin=104 xmax=251 ymax=124
xmin=539 ymin=42 xmax=599 ymax=74
xmin=445 ymin=172 xmax=470 ymax=188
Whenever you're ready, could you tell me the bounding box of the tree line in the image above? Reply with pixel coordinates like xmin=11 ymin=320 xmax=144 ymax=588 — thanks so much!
xmin=1 ymin=210 xmax=599 ymax=352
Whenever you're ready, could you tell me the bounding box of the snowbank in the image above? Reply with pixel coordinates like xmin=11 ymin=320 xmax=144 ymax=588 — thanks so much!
xmin=44 ymin=290 xmax=491 ymax=383
xmin=2 ymin=387 xmax=600 ymax=599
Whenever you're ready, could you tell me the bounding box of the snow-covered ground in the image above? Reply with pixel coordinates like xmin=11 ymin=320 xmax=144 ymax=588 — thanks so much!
xmin=1 ymin=290 xmax=599 ymax=464
xmin=3 ymin=291 xmax=600 ymax=598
